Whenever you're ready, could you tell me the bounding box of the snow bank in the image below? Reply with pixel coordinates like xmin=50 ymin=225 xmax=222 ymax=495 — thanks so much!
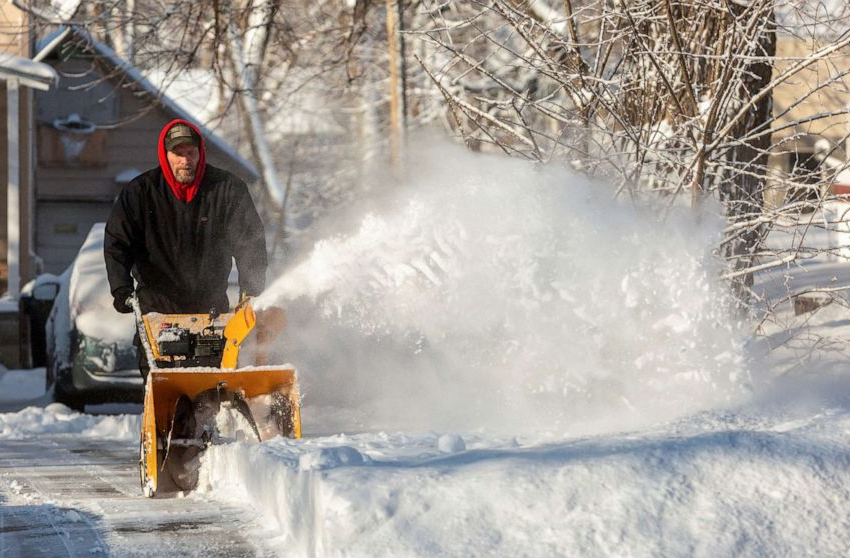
xmin=199 ymin=410 xmax=850 ymax=557
xmin=257 ymin=137 xmax=749 ymax=434
xmin=0 ymin=369 xmax=139 ymax=441
xmin=0 ymin=403 xmax=139 ymax=441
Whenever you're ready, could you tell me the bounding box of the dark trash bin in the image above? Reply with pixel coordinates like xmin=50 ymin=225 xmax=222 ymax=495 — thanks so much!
xmin=20 ymin=278 xmax=61 ymax=368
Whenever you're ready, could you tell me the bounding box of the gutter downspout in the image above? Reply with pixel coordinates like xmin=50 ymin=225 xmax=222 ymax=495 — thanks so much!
xmin=26 ymin=85 xmax=39 ymax=277
xmin=7 ymin=79 xmax=20 ymax=298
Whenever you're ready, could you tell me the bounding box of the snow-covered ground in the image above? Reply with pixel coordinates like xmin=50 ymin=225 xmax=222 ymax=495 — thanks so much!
xmin=3 ymin=140 xmax=850 ymax=556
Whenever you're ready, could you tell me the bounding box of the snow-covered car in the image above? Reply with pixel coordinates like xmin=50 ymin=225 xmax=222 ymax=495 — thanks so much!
xmin=45 ymin=223 xmax=142 ymax=410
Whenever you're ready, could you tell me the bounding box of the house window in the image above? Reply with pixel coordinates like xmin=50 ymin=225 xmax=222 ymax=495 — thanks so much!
xmin=37 ymin=123 xmax=107 ymax=167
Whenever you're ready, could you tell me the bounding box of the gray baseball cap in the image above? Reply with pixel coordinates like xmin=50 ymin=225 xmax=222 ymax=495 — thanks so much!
xmin=164 ymin=124 xmax=200 ymax=151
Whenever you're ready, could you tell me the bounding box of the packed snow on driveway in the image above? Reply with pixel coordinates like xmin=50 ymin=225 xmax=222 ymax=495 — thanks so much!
xmin=3 ymin=141 xmax=850 ymax=557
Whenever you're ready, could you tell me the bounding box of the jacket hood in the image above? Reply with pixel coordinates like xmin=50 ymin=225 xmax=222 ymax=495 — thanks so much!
xmin=158 ymin=119 xmax=207 ymax=202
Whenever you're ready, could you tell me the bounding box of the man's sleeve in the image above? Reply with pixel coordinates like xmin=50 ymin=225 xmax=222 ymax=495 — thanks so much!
xmin=231 ymin=183 xmax=268 ymax=296
xmin=103 ymin=185 xmax=138 ymax=297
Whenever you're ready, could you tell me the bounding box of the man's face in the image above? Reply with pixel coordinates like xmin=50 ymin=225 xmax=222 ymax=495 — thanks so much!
xmin=166 ymin=143 xmax=200 ymax=184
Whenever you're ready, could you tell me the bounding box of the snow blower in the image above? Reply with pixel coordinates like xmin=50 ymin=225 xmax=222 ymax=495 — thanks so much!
xmin=132 ymin=295 xmax=300 ymax=497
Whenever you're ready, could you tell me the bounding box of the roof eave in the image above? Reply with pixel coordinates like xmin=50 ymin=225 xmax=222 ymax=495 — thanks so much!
xmin=0 ymin=51 xmax=59 ymax=91
xmin=0 ymin=68 xmax=55 ymax=91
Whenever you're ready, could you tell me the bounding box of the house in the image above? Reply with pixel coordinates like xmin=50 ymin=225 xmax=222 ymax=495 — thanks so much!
xmin=0 ymin=14 xmax=262 ymax=367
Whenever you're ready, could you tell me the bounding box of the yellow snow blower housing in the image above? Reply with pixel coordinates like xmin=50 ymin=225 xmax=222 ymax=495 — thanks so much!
xmin=135 ymin=299 xmax=300 ymax=497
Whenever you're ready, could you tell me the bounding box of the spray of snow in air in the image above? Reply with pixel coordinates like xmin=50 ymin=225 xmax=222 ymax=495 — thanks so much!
xmin=255 ymin=138 xmax=750 ymax=434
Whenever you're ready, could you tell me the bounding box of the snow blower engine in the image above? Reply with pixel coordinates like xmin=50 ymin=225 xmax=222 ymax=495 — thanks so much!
xmin=154 ymin=309 xmax=227 ymax=368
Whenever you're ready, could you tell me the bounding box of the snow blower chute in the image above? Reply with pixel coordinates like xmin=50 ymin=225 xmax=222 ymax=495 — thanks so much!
xmin=132 ymin=296 xmax=300 ymax=497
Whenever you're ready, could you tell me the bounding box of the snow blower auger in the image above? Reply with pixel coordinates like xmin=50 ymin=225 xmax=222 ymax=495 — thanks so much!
xmin=132 ymin=296 xmax=300 ymax=498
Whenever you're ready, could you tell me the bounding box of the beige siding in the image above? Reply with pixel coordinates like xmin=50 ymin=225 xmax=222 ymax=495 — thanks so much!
xmin=0 ymin=80 xmax=7 ymax=258
xmin=0 ymin=3 xmax=27 ymax=56
xmin=773 ymin=38 xmax=850 ymax=145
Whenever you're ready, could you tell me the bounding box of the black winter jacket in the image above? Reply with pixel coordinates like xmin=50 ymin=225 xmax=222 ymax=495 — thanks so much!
xmin=104 ymin=164 xmax=267 ymax=314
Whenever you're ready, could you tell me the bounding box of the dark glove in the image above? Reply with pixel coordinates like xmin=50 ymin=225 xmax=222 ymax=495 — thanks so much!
xmin=112 ymin=287 xmax=134 ymax=314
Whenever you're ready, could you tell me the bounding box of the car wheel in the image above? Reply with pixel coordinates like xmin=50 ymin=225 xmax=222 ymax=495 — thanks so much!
xmin=54 ymin=381 xmax=85 ymax=412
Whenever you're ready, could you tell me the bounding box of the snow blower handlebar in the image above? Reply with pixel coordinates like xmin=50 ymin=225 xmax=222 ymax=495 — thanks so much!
xmin=129 ymin=293 xmax=158 ymax=373
xmin=221 ymin=301 xmax=256 ymax=368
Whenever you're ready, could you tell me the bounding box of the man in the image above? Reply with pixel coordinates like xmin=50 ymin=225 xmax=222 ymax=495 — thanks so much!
xmin=104 ymin=119 xmax=268 ymax=378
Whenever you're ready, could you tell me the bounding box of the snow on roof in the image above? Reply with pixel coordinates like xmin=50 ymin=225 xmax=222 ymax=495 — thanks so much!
xmin=49 ymin=0 xmax=82 ymax=21
xmin=0 ymin=50 xmax=58 ymax=91
xmin=34 ymin=27 xmax=260 ymax=182
xmin=145 ymin=68 xmax=224 ymax=132
xmin=32 ymin=26 xmax=70 ymax=62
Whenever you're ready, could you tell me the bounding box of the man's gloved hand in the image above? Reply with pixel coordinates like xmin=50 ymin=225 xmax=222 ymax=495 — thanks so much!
xmin=112 ymin=287 xmax=134 ymax=314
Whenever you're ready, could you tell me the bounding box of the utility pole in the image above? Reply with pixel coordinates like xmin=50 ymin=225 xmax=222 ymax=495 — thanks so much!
xmin=397 ymin=0 xmax=408 ymax=132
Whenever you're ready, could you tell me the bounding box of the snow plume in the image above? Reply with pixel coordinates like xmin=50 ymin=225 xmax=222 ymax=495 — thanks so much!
xmin=256 ymin=138 xmax=750 ymax=435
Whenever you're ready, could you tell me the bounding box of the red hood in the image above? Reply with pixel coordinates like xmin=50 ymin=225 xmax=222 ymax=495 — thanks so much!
xmin=158 ymin=119 xmax=206 ymax=203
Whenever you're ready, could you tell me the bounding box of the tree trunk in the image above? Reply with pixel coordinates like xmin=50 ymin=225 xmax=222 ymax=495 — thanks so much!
xmin=719 ymin=4 xmax=776 ymax=308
